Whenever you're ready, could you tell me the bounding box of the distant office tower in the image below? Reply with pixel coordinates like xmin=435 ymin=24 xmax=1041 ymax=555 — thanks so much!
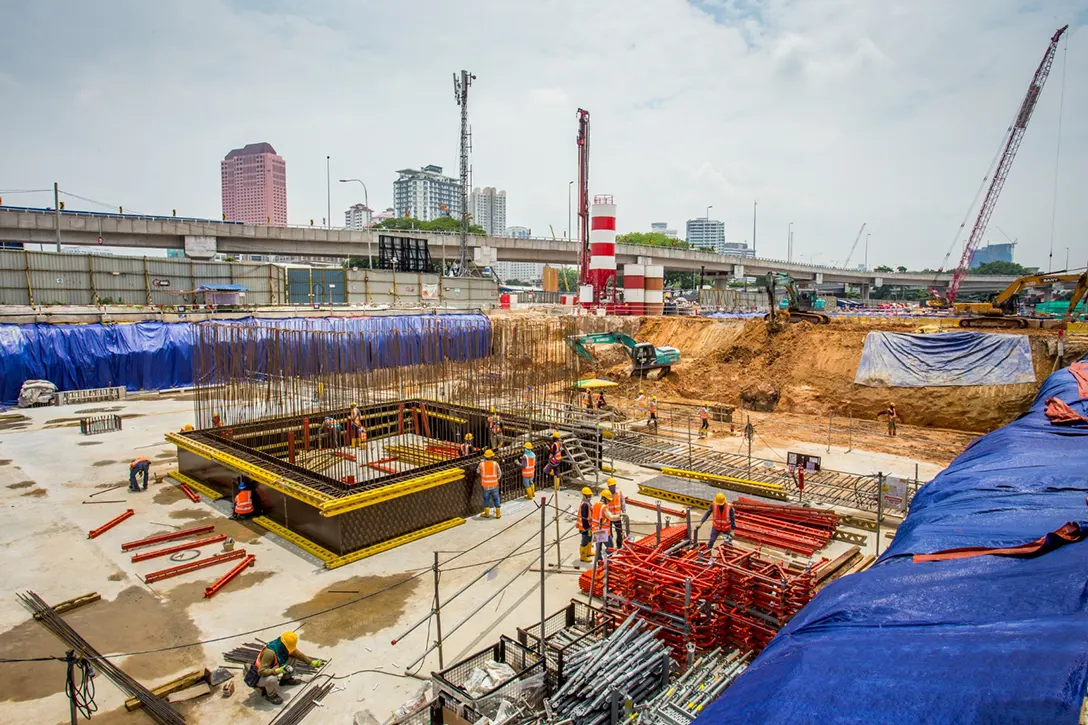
xmin=505 ymin=225 xmax=530 ymax=238
xmin=685 ymin=218 xmax=726 ymax=252
xmin=971 ymin=242 xmax=1016 ymax=267
xmin=221 ymin=142 xmax=287 ymax=225
xmin=493 ymin=261 xmax=544 ymax=282
xmin=470 ymin=187 xmax=507 ymax=236
xmin=344 ymin=203 xmax=373 ymax=230
xmin=392 ymin=165 xmax=461 ymax=221
xmin=650 ymin=222 xmax=678 ymax=239
xmin=719 ymin=241 xmax=755 ymax=258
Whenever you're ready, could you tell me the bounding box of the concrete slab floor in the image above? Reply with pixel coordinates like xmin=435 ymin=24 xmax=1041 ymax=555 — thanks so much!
xmin=0 ymin=396 xmax=930 ymax=723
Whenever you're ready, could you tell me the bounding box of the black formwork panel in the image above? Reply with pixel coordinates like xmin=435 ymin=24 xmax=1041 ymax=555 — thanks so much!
xmin=338 ymin=478 xmax=473 ymax=553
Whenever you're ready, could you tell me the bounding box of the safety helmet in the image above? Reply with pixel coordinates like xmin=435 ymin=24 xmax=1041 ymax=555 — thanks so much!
xmin=714 ymin=492 xmax=726 ymax=505
xmin=552 ymin=431 xmax=561 ymax=439
xmin=281 ymin=631 xmax=299 ymax=653
xmin=351 ymin=401 xmax=358 ymax=407
xmin=652 ymin=395 xmax=657 ymax=400
xmin=523 ymin=442 xmax=533 ymax=450
xmin=582 ymin=487 xmax=593 ymax=497
xmin=465 ymin=433 xmax=474 ymax=441
xmin=490 ymin=407 xmax=496 ymax=413
xmin=181 ymin=424 xmax=194 ymax=432
xmin=639 ymin=389 xmax=644 ymax=394
xmin=888 ymin=401 xmax=895 ymax=407
xmin=606 ymin=477 xmax=617 ymax=487
xmin=238 ymin=480 xmax=247 ymax=491
xmin=600 ymin=489 xmax=613 ymax=501
xmin=484 ymin=449 xmax=495 ymax=458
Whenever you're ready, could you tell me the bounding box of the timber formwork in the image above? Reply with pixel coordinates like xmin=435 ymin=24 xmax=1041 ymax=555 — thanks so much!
xmin=170 ymin=399 xmax=578 ymax=568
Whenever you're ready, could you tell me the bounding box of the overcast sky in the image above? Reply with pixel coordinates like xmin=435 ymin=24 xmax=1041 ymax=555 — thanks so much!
xmin=2 ymin=0 xmax=1086 ymax=271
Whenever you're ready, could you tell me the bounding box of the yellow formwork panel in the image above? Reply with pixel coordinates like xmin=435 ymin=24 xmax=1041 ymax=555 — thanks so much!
xmin=660 ymin=466 xmax=788 ymax=500
xmin=164 ymin=470 xmax=224 ymax=501
xmin=638 ymin=484 xmax=709 ymax=510
xmin=318 ymin=469 xmax=465 ymax=517
xmin=252 ymin=516 xmax=337 ymax=563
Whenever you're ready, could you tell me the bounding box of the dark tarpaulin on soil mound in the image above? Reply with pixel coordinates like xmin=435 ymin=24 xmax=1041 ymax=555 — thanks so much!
xmin=854 ymin=331 xmax=1035 ymax=387
xmin=696 ymin=360 xmax=1088 ymax=725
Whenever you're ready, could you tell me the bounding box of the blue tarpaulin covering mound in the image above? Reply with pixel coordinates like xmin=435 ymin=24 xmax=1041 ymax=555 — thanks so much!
xmin=696 ymin=362 xmax=1088 ymax=725
xmin=0 ymin=314 xmax=490 ymax=405
xmin=854 ymin=330 xmax=1036 ymax=387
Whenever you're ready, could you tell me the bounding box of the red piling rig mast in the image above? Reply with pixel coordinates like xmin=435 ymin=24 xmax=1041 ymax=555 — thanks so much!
xmin=942 ymin=25 xmax=1068 ymax=305
xmin=576 ymin=108 xmax=591 ymax=286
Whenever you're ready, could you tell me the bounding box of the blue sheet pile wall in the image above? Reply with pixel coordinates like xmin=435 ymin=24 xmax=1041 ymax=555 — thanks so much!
xmin=0 ymin=314 xmax=491 ymax=405
xmin=697 ymin=362 xmax=1088 ymax=725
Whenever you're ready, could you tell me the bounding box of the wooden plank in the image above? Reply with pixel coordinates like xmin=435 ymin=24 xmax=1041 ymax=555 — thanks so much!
xmin=815 ymin=551 xmax=863 ymax=591
xmin=125 ymin=669 xmax=207 ymax=711
xmin=814 ymin=545 xmax=860 ymax=583
xmin=34 ymin=593 xmax=100 ymax=620
xmin=167 ymin=683 xmax=212 ymax=703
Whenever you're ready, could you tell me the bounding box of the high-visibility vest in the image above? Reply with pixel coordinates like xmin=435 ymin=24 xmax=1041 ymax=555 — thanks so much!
xmin=591 ymin=501 xmax=609 ymax=535
xmin=650 ymin=400 xmax=658 ymax=413
xmin=584 ymin=392 xmax=591 ymax=407
xmin=699 ymin=408 xmax=708 ymax=421
xmin=460 ymin=442 xmax=472 ymax=456
xmin=489 ymin=416 xmax=501 ymax=434
xmin=350 ymin=407 xmax=362 ymax=427
xmin=131 ymin=457 xmax=149 ymax=469
xmin=234 ymin=489 xmax=254 ymax=515
xmin=607 ymin=489 xmax=624 ymax=515
xmin=521 ymin=451 xmax=536 ymax=478
xmin=712 ymin=501 xmax=732 ymax=532
xmin=578 ymin=501 xmax=590 ymax=531
xmin=478 ymin=460 xmax=500 ymax=489
xmin=549 ymin=441 xmax=563 ymax=464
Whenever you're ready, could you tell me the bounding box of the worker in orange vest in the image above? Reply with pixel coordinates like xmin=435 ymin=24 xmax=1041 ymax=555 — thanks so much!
xmin=128 ymin=457 xmax=150 ymax=492
xmin=542 ymin=431 xmax=563 ymax=481
xmin=350 ymin=402 xmax=364 ymax=447
xmin=577 ymin=487 xmax=594 ymax=563
xmin=478 ymin=449 xmax=503 ymax=519
xmin=583 ymin=389 xmax=593 ymax=411
xmin=487 ymin=408 xmax=503 ymax=450
xmin=459 ymin=432 xmax=475 ymax=457
xmin=699 ymin=492 xmax=736 ymax=549
xmin=592 ymin=488 xmax=620 ymax=562
xmin=232 ymin=479 xmax=256 ymax=520
xmin=519 ymin=442 xmax=536 ymax=499
xmin=605 ymin=477 xmax=626 ymax=547
xmin=648 ymin=396 xmax=659 ymax=430
xmin=698 ymin=405 xmax=710 ymax=438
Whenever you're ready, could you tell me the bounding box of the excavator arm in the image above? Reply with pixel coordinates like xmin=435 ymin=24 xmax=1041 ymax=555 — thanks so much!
xmin=1063 ymin=273 xmax=1088 ymax=324
xmin=567 ymin=332 xmax=639 ymax=362
xmin=992 ymin=273 xmax=1087 ymax=309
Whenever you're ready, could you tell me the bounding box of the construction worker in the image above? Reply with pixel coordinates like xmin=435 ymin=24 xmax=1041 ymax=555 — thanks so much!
xmin=699 ymin=493 xmax=736 ymax=549
xmin=128 ymin=457 xmax=150 ymax=492
xmin=583 ymin=389 xmax=593 ymax=411
xmin=211 ymin=412 xmax=222 ymax=428
xmin=648 ymin=396 xmax=659 ymax=430
xmin=606 ymin=477 xmax=626 ymax=547
xmin=245 ymin=631 xmax=323 ymax=706
xmin=634 ymin=389 xmax=646 ymax=411
xmin=350 ymin=401 xmax=364 ymax=447
xmin=878 ymin=402 xmax=901 ymax=437
xmin=520 ymin=442 xmax=536 ymax=499
xmin=698 ymin=405 xmax=710 ymax=438
xmin=542 ymin=431 xmax=563 ymax=481
xmin=459 ymin=432 xmax=475 ymax=457
xmin=523 ymin=384 xmax=533 ymax=413
xmin=487 ymin=408 xmax=503 ymax=450
xmin=478 ymin=449 xmax=502 ymax=519
xmin=596 ymin=391 xmax=607 ymax=409
xmin=231 ymin=479 xmax=255 ymax=520
xmin=592 ymin=489 xmax=620 ymax=561
xmin=578 ymin=487 xmax=594 ymax=563
xmin=323 ymin=416 xmax=341 ymax=448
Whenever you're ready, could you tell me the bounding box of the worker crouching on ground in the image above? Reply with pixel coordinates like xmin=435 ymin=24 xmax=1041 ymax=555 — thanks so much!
xmin=542 ymin=431 xmax=563 ymax=482
xmin=606 ymin=477 xmax=626 ymax=547
xmin=129 ymin=457 xmax=150 ymax=492
xmin=878 ymin=402 xmax=901 ymax=436
xmin=699 ymin=493 xmax=736 ymax=549
xmin=596 ymin=391 xmax=607 ymax=409
xmin=520 ymin=442 xmax=536 ymax=500
xmin=577 ymin=487 xmax=593 ymax=563
xmin=245 ymin=631 xmax=323 ymax=705
xmin=479 ymin=449 xmax=502 ymax=519
xmin=592 ymin=489 xmax=620 ymax=562
xmin=231 ymin=479 xmax=256 ymax=520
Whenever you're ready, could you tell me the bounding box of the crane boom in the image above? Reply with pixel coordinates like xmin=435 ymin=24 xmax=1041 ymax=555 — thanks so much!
xmin=576 ymin=109 xmax=591 ymax=286
xmin=946 ymin=25 xmax=1068 ymax=304
xmin=843 ymin=222 xmax=867 ymax=269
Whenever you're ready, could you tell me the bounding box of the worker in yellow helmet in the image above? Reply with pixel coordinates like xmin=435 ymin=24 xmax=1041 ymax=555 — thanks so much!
xmin=605 ymin=477 xmax=626 ymax=547
xmin=245 ymin=631 xmax=323 ymax=705
xmin=459 ymin=432 xmax=475 ymax=457
xmin=478 ymin=449 xmax=502 ymax=518
xmin=487 ymin=408 xmax=503 ymax=450
xmin=698 ymin=492 xmax=736 ymax=549
xmin=591 ymin=488 xmax=620 ymax=562
xmin=577 ymin=487 xmax=594 ymax=563
xmin=877 ymin=402 xmax=901 ymax=437
xmin=542 ymin=431 xmax=564 ymax=482
xmin=519 ymin=442 xmax=536 ymax=499
xmin=648 ymin=396 xmax=659 ymax=430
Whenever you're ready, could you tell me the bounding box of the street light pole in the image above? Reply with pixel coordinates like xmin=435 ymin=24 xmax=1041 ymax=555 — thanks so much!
xmin=752 ymin=200 xmax=757 ymax=257
xmin=340 ymin=179 xmax=371 ymax=267
xmin=787 ymin=222 xmax=793 ymax=262
xmin=568 ymin=181 xmax=573 ymax=240
xmin=326 ymin=156 xmax=331 ymax=230
xmin=865 ymin=233 xmax=870 ymax=271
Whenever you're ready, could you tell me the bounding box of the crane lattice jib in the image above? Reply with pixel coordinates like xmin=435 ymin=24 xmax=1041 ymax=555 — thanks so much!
xmin=947 ymin=25 xmax=1068 ymax=303
xmin=576 ymin=109 xmax=591 ymax=286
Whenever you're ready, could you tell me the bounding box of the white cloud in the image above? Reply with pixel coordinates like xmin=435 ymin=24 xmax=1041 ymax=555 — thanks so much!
xmin=0 ymin=0 xmax=1085 ymax=270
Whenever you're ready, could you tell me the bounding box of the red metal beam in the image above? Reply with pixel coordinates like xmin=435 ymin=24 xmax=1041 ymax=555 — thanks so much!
xmin=204 ymin=554 xmax=256 ymax=598
xmin=626 ymin=497 xmax=685 ymax=518
xmin=88 ymin=509 xmax=135 ymax=539
xmin=178 ymin=484 xmax=200 ymax=502
xmin=121 ymin=524 xmax=216 ymax=551
xmin=144 ymin=549 xmax=248 ymax=584
xmin=130 ymin=534 xmax=228 ymax=563
xmin=367 ymin=462 xmax=397 ymax=474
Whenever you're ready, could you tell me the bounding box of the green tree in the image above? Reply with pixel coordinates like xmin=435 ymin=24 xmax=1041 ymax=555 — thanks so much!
xmin=664 ymin=271 xmax=696 ymax=288
xmin=896 ymin=265 xmax=908 ymax=273
xmin=376 ymin=216 xmax=487 ymax=235
xmin=557 ymin=267 xmax=580 ymax=292
xmin=970 ymin=260 xmax=1032 ymax=276
xmin=616 ymin=232 xmax=693 ymax=249
xmin=874 ymin=265 xmax=893 ymax=273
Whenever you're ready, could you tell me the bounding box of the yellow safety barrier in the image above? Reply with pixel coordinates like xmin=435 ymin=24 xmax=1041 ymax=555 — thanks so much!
xmin=660 ymin=466 xmax=788 ymax=501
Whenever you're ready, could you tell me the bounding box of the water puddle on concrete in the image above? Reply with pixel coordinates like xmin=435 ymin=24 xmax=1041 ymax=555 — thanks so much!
xmin=74 ymin=406 xmax=125 ymax=414
xmin=0 ymin=586 xmax=202 ymax=703
xmin=0 ymin=460 xmax=11 ymax=467
xmin=168 ymin=570 xmax=277 ymax=605
xmin=77 ymin=441 xmax=103 ymax=446
xmin=284 ymin=574 xmax=421 ymax=647
xmin=92 ymin=459 xmax=120 ymax=467
xmin=21 ymin=488 xmax=47 ymax=497
xmin=153 ymin=486 xmax=188 ymax=505
xmin=166 ymin=509 xmax=263 ymax=544
xmin=0 ymin=414 xmax=30 ymax=432
xmin=6 ymin=481 xmax=35 ymax=489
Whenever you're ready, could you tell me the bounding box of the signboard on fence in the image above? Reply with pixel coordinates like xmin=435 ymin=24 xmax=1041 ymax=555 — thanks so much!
xmin=787 ymin=451 xmax=821 ymax=473
xmin=881 ymin=476 xmax=907 ymax=512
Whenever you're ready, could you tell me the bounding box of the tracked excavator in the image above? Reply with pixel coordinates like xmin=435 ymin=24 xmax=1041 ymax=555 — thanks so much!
xmin=567 ymin=332 xmax=680 ymax=378
xmin=958 ymin=271 xmax=1088 ymax=328
xmin=764 ymin=272 xmax=830 ymax=328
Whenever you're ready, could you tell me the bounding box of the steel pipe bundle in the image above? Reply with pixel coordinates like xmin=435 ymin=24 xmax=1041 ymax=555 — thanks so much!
xmin=637 ymin=648 xmax=751 ymax=724
xmin=269 ymin=679 xmax=334 ymax=725
xmin=547 ymin=614 xmax=672 ymax=725
xmin=18 ymin=591 xmax=186 ymax=725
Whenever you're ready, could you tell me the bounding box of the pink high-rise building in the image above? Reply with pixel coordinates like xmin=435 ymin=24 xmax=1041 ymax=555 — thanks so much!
xmin=221 ymin=142 xmax=287 ymax=225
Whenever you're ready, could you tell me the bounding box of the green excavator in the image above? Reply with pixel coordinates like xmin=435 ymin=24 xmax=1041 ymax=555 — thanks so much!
xmin=567 ymin=332 xmax=680 ymax=378
xmin=765 ymin=272 xmax=830 ymax=327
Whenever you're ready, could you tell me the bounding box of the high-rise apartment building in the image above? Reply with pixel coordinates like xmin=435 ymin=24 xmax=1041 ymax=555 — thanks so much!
xmin=505 ymin=225 xmax=531 ymax=238
xmin=971 ymin=242 xmax=1016 ymax=267
xmin=221 ymin=142 xmax=287 ymax=225
xmin=392 ymin=165 xmax=461 ymax=221
xmin=685 ymin=218 xmax=726 ymax=252
xmin=650 ymin=222 xmax=678 ymax=239
xmin=344 ymin=203 xmax=373 ymax=230
xmin=493 ymin=261 xmax=543 ymax=283
xmin=470 ymin=187 xmax=506 ymax=236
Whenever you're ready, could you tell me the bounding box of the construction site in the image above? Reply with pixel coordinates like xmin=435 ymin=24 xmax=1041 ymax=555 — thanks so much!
xmin=2 ymin=21 xmax=1088 ymax=725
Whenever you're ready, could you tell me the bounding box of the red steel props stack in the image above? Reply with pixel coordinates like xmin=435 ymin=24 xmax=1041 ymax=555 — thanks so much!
xmin=732 ymin=497 xmax=839 ymax=556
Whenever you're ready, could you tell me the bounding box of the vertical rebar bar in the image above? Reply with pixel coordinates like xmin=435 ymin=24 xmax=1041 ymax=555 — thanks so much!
xmin=433 ymin=551 xmax=444 ymax=669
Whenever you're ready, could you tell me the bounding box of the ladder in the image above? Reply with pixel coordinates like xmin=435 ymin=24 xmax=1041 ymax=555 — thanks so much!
xmin=559 ymin=432 xmax=596 ymax=484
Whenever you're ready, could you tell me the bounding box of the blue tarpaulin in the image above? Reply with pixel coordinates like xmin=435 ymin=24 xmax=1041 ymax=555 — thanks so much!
xmin=854 ymin=331 xmax=1036 ymax=387
xmin=0 ymin=314 xmax=490 ymax=405
xmin=696 ymin=361 xmax=1088 ymax=725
